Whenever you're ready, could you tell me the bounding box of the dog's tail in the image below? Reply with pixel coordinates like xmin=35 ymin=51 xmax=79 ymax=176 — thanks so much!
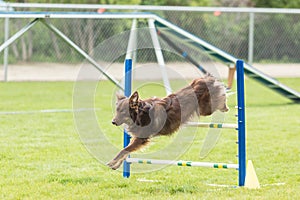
xmin=191 ymin=75 xmax=226 ymax=108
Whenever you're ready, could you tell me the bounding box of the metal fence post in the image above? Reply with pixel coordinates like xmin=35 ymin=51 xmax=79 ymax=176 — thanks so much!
xmin=248 ymin=12 xmax=254 ymax=64
xmin=3 ymin=17 xmax=9 ymax=81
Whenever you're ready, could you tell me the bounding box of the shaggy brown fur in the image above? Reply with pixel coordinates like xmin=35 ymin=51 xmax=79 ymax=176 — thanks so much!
xmin=107 ymin=74 xmax=229 ymax=170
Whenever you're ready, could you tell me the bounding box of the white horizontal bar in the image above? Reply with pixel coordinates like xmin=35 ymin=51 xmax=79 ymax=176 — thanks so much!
xmin=127 ymin=158 xmax=239 ymax=169
xmin=2 ymin=3 xmax=300 ymax=14
xmin=0 ymin=108 xmax=100 ymax=115
xmin=0 ymin=11 xmax=156 ymax=19
xmin=185 ymin=122 xmax=238 ymax=129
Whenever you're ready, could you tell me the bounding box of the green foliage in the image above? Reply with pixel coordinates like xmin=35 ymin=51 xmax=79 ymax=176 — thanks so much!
xmin=7 ymin=0 xmax=300 ymax=8
xmin=252 ymin=14 xmax=300 ymax=62
xmin=140 ymin=0 xmax=209 ymax=6
xmin=98 ymin=0 xmax=140 ymax=4
xmin=253 ymin=0 xmax=300 ymax=8
xmin=2 ymin=1 xmax=300 ymax=64
xmin=8 ymin=0 xmax=210 ymax=6
xmin=11 ymin=0 xmax=99 ymax=3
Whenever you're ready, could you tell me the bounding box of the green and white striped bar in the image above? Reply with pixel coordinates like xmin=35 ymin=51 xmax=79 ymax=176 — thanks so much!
xmin=126 ymin=158 xmax=238 ymax=169
xmin=185 ymin=122 xmax=238 ymax=129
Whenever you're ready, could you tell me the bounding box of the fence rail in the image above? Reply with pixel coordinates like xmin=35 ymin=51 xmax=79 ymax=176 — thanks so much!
xmin=0 ymin=3 xmax=299 ymax=81
xmin=1 ymin=3 xmax=300 ymax=14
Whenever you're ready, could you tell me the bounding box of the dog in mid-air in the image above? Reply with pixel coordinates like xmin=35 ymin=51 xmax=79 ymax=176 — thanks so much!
xmin=107 ymin=74 xmax=229 ymax=170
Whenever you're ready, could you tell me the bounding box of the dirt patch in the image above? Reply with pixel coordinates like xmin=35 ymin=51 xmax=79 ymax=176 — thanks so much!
xmin=0 ymin=62 xmax=299 ymax=82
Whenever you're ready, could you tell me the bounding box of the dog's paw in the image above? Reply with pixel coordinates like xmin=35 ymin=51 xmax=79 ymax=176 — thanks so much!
xmin=107 ymin=159 xmax=122 ymax=170
xmin=107 ymin=150 xmax=129 ymax=170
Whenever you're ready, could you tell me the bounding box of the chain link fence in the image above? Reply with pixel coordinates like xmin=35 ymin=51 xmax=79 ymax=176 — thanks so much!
xmin=160 ymin=11 xmax=300 ymax=64
xmin=0 ymin=4 xmax=299 ymax=80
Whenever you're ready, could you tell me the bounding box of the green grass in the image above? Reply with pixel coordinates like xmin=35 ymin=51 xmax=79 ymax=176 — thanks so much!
xmin=0 ymin=78 xmax=299 ymax=200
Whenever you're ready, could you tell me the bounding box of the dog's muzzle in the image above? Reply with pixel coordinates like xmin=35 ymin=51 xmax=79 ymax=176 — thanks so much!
xmin=112 ymin=119 xmax=118 ymax=126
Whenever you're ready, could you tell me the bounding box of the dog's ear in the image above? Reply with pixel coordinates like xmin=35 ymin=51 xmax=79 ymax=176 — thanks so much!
xmin=136 ymin=102 xmax=153 ymax=127
xmin=141 ymin=102 xmax=152 ymax=113
xmin=116 ymin=93 xmax=126 ymax=101
xmin=129 ymin=91 xmax=139 ymax=108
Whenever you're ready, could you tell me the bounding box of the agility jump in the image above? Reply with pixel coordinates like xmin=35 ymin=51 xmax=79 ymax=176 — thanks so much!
xmin=118 ymin=58 xmax=246 ymax=187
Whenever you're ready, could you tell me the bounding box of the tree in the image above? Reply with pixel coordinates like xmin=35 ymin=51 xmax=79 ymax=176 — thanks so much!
xmin=252 ymin=0 xmax=300 ymax=8
xmin=213 ymin=0 xmax=254 ymax=7
xmin=140 ymin=0 xmax=210 ymax=6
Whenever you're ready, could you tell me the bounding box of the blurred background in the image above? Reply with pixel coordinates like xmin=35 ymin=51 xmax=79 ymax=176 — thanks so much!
xmin=0 ymin=0 xmax=299 ymax=81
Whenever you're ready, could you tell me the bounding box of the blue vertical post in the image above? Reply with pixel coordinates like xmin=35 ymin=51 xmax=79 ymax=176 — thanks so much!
xmin=236 ymin=60 xmax=246 ymax=186
xmin=123 ymin=59 xmax=132 ymax=178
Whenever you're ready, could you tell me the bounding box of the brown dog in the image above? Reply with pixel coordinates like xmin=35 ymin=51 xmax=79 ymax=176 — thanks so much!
xmin=108 ymin=74 xmax=229 ymax=170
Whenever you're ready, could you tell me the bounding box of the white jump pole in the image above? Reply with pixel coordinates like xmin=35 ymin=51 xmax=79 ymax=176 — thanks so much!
xmin=148 ymin=18 xmax=172 ymax=95
xmin=185 ymin=122 xmax=238 ymax=129
xmin=126 ymin=158 xmax=238 ymax=169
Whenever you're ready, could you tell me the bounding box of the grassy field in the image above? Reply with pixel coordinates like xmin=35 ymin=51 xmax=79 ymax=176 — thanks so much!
xmin=0 ymin=78 xmax=299 ymax=200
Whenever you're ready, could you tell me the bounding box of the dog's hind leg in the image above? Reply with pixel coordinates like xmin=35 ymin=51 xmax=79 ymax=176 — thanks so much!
xmin=107 ymin=137 xmax=150 ymax=170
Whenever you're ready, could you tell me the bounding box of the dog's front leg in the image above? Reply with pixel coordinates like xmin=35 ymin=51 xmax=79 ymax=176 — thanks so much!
xmin=107 ymin=137 xmax=150 ymax=170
